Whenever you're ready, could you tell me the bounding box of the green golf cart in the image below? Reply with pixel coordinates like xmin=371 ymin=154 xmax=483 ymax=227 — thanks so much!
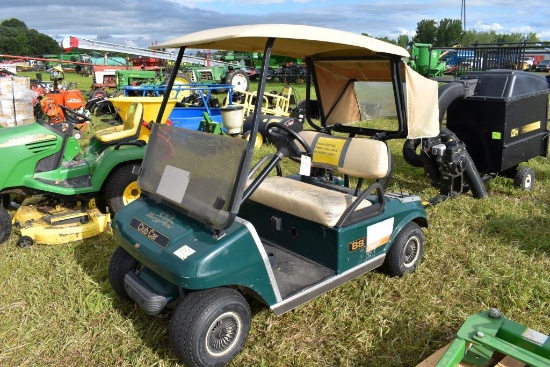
xmin=108 ymin=24 xmax=441 ymax=366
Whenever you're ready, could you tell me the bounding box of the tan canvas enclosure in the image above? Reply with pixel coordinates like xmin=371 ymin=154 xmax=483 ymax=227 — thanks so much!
xmin=153 ymin=24 xmax=439 ymax=139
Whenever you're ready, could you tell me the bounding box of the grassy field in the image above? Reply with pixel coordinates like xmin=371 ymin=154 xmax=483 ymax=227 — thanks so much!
xmin=0 ymin=71 xmax=549 ymax=366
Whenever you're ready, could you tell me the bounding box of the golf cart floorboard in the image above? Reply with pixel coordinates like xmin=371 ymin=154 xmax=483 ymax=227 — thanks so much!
xmin=263 ymin=241 xmax=335 ymax=300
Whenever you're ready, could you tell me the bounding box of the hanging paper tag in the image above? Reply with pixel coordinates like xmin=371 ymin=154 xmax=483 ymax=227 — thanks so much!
xmin=299 ymin=155 xmax=311 ymax=176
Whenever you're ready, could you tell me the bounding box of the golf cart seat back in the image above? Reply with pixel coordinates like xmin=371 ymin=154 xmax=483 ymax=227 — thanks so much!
xmin=95 ymin=102 xmax=144 ymax=144
xmin=250 ymin=131 xmax=391 ymax=227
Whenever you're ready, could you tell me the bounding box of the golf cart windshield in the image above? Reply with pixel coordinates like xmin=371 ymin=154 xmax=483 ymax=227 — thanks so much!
xmin=138 ymin=124 xmax=247 ymax=230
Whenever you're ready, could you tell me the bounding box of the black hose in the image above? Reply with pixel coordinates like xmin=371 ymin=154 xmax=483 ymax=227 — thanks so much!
xmin=440 ymin=127 xmax=488 ymax=199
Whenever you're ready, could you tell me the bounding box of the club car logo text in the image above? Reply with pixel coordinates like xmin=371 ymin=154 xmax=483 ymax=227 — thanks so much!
xmin=130 ymin=218 xmax=170 ymax=248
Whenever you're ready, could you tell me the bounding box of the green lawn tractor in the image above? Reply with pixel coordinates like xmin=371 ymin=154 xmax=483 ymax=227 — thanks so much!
xmin=106 ymin=24 xmax=444 ymax=367
xmin=0 ymin=102 xmax=149 ymax=247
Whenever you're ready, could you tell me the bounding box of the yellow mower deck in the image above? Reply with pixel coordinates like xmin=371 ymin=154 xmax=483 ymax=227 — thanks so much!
xmin=13 ymin=197 xmax=111 ymax=245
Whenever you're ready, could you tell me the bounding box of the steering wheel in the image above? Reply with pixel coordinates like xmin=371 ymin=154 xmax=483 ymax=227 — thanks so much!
xmin=58 ymin=104 xmax=91 ymax=124
xmin=265 ymin=121 xmax=312 ymax=158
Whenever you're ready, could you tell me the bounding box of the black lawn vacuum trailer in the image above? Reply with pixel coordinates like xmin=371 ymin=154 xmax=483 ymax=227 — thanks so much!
xmin=404 ymin=70 xmax=549 ymax=203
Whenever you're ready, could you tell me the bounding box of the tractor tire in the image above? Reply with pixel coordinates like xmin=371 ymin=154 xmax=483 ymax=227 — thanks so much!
xmin=172 ymin=73 xmax=193 ymax=102
xmin=0 ymin=205 xmax=12 ymax=245
xmin=89 ymin=88 xmax=107 ymax=100
xmin=108 ymin=246 xmax=139 ymax=300
xmin=170 ymin=287 xmax=251 ymax=367
xmin=381 ymin=222 xmax=424 ymax=277
xmin=514 ymin=167 xmax=535 ymax=191
xmin=104 ymin=164 xmax=140 ymax=214
xmin=225 ymin=69 xmax=250 ymax=92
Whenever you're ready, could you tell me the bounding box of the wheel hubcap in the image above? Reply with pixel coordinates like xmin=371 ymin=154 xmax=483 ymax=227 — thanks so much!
xmin=122 ymin=181 xmax=141 ymax=206
xmin=206 ymin=311 xmax=242 ymax=357
xmin=403 ymin=236 xmax=420 ymax=266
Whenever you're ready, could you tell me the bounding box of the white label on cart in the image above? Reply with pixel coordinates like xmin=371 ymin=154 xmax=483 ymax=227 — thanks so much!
xmin=366 ymin=217 xmax=394 ymax=252
xmin=174 ymin=245 xmax=196 ymax=261
xmin=299 ymin=155 xmax=311 ymax=176
xmin=522 ymin=327 xmax=548 ymax=346
xmin=157 ymin=165 xmax=190 ymax=203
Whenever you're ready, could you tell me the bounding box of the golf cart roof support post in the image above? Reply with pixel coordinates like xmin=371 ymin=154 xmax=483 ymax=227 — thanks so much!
xmin=389 ymin=56 xmax=407 ymax=140
xmin=156 ymin=47 xmax=186 ymax=124
xmin=304 ymin=57 xmax=323 ymax=131
xmin=232 ymin=37 xmax=276 ymax=213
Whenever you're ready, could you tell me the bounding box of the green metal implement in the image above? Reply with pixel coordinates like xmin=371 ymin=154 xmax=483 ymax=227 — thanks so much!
xmin=435 ymin=308 xmax=550 ymax=367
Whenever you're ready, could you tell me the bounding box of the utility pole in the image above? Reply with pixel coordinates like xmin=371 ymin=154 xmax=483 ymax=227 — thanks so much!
xmin=461 ymin=0 xmax=466 ymax=31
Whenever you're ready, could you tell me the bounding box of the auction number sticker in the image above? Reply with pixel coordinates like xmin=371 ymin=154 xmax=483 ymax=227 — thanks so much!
xmin=174 ymin=245 xmax=196 ymax=261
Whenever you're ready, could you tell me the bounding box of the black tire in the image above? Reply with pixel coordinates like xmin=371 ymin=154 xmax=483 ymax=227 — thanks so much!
xmin=381 ymin=222 xmax=424 ymax=277
xmin=1 ymin=194 xmax=10 ymax=209
xmin=514 ymin=167 xmax=535 ymax=191
xmin=17 ymin=235 xmax=33 ymax=248
xmin=89 ymin=88 xmax=107 ymax=100
xmin=108 ymin=246 xmax=139 ymax=300
xmin=225 ymin=70 xmax=250 ymax=92
xmin=402 ymin=138 xmax=424 ymax=167
xmin=104 ymin=164 xmax=140 ymax=213
xmin=0 ymin=206 xmax=12 ymax=245
xmin=170 ymin=288 xmax=251 ymax=367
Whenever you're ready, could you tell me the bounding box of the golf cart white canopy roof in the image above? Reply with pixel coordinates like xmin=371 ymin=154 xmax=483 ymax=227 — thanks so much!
xmin=151 ymin=24 xmax=410 ymax=59
xmin=153 ymin=24 xmax=439 ymax=139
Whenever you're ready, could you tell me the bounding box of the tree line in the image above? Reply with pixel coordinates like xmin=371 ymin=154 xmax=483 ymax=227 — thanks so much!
xmin=0 ymin=18 xmax=62 ymax=56
xmin=365 ymin=18 xmax=541 ymax=48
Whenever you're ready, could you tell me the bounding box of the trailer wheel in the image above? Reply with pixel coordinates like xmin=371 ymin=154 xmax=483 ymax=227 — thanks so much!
xmin=381 ymin=222 xmax=424 ymax=277
xmin=0 ymin=206 xmax=12 ymax=245
xmin=108 ymin=246 xmax=139 ymax=300
xmin=170 ymin=287 xmax=251 ymax=367
xmin=225 ymin=70 xmax=250 ymax=92
xmin=514 ymin=167 xmax=535 ymax=191
xmin=104 ymin=164 xmax=140 ymax=213
xmin=17 ymin=235 xmax=33 ymax=248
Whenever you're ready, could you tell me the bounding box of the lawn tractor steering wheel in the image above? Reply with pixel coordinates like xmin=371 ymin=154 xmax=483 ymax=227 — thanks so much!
xmin=266 ymin=121 xmax=312 ymax=158
xmin=59 ymin=104 xmax=91 ymax=124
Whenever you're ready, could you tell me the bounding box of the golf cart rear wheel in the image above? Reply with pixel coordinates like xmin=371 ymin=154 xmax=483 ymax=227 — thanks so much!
xmin=514 ymin=167 xmax=535 ymax=191
xmin=108 ymin=246 xmax=139 ymax=300
xmin=104 ymin=164 xmax=140 ymax=213
xmin=170 ymin=287 xmax=251 ymax=367
xmin=0 ymin=206 xmax=12 ymax=245
xmin=381 ymin=222 xmax=424 ymax=277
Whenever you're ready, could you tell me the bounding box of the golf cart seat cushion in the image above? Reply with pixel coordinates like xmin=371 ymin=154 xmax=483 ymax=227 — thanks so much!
xmin=95 ymin=102 xmax=144 ymax=143
xmin=249 ymin=132 xmax=390 ymax=227
xmin=298 ymin=130 xmax=391 ymax=178
xmin=250 ymin=176 xmax=372 ymax=227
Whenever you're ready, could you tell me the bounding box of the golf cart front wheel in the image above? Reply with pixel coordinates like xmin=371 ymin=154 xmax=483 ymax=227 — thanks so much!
xmin=170 ymin=287 xmax=251 ymax=367
xmin=381 ymin=222 xmax=424 ymax=277
xmin=108 ymin=246 xmax=139 ymax=300
xmin=514 ymin=167 xmax=535 ymax=191
xmin=0 ymin=206 xmax=12 ymax=245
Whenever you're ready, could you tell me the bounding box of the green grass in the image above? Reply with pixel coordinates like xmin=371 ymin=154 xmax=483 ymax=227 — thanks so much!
xmin=1 ymin=71 xmax=549 ymax=366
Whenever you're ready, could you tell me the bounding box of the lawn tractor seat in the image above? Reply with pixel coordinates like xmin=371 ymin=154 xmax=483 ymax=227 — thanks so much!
xmin=95 ymin=102 xmax=144 ymax=144
xmin=249 ymin=131 xmax=391 ymax=227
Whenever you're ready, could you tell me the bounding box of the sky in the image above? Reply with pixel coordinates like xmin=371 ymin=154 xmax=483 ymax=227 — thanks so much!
xmin=3 ymin=0 xmax=550 ymax=50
